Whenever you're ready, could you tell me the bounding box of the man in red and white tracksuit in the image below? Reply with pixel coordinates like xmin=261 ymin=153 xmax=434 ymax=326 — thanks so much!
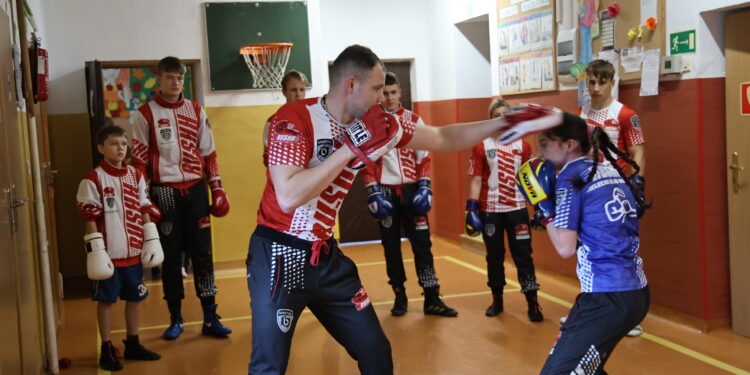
xmin=247 ymin=45 xmax=560 ymax=374
xmin=131 ymin=56 xmax=231 ymax=340
xmin=360 ymin=72 xmax=457 ymax=318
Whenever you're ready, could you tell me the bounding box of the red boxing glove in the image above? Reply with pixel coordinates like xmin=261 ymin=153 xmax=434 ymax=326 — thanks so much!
xmin=496 ymin=103 xmax=563 ymax=145
xmin=209 ymin=178 xmax=230 ymax=217
xmin=143 ymin=204 xmax=162 ymax=223
xmin=344 ymin=105 xmax=404 ymax=170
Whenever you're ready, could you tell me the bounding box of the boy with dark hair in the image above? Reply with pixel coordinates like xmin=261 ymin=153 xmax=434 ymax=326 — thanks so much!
xmin=132 ymin=56 xmax=232 ymax=340
xmin=361 ymin=71 xmax=458 ymax=317
xmin=77 ymin=125 xmax=163 ymax=371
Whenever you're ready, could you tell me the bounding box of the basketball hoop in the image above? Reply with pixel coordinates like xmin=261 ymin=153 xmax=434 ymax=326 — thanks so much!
xmin=239 ymin=43 xmax=293 ymax=89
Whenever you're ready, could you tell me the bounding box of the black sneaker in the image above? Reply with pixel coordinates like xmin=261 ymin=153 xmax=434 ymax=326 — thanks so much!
xmin=123 ymin=339 xmax=161 ymax=361
xmin=525 ymin=292 xmax=544 ymax=322
xmin=485 ymin=293 xmax=503 ymax=317
xmin=423 ymin=286 xmax=458 ymax=317
xmin=391 ymin=285 xmax=408 ymax=316
xmin=99 ymin=342 xmax=123 ymax=371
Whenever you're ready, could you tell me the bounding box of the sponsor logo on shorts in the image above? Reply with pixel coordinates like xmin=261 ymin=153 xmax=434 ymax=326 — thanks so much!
xmin=137 ymin=283 xmax=148 ymax=297
xmin=351 ymin=287 xmax=371 ymax=311
xmin=414 ymin=216 xmax=429 ymax=231
xmin=160 ymin=221 xmax=173 ymax=236
xmin=515 ymin=224 xmax=530 ymax=240
xmin=485 ymin=224 xmax=495 ymax=237
xmin=276 ymin=309 xmax=294 ymax=333
xmin=316 ymin=139 xmax=333 ymax=162
xmin=380 ymin=216 xmax=393 ymax=228
xmin=198 ymin=216 xmax=211 ymax=229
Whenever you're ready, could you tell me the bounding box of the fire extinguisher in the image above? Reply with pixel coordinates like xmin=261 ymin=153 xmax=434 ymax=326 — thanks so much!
xmin=29 ymin=36 xmax=48 ymax=102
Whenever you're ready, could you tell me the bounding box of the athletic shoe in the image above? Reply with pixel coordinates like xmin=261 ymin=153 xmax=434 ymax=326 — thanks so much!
xmin=202 ymin=304 xmax=232 ymax=337
xmin=485 ymin=293 xmax=503 ymax=317
xmin=423 ymin=286 xmax=458 ymax=317
xmin=123 ymin=339 xmax=161 ymax=361
xmin=627 ymin=325 xmax=644 ymax=337
xmin=163 ymin=318 xmax=184 ymax=340
xmin=391 ymin=285 xmax=408 ymax=316
xmin=99 ymin=341 xmax=123 ymax=371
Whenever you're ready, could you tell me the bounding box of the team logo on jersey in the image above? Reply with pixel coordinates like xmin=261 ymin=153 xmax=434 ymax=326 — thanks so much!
xmin=351 ymin=287 xmax=371 ymax=311
xmin=316 ymin=139 xmax=334 ymax=161
xmin=276 ymin=309 xmax=294 ymax=333
xmin=158 ymin=118 xmax=172 ymax=142
xmin=631 ymin=115 xmax=641 ymax=129
xmin=487 ymin=149 xmax=496 ymax=159
xmin=346 ymin=121 xmax=372 ymax=146
xmin=274 ymin=120 xmax=300 ymax=135
xmin=485 ymin=224 xmax=496 ymax=237
xmin=103 ymin=187 xmax=116 ymax=208
xmin=556 ymin=188 xmax=567 ymax=208
xmin=605 ymin=187 xmax=637 ymax=223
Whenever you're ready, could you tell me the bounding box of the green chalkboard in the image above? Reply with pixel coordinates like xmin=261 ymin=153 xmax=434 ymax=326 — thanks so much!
xmin=204 ymin=2 xmax=311 ymax=91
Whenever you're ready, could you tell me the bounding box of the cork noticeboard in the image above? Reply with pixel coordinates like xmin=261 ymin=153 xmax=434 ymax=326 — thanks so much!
xmin=496 ymin=0 xmax=557 ymax=96
xmin=592 ymin=0 xmax=666 ymax=81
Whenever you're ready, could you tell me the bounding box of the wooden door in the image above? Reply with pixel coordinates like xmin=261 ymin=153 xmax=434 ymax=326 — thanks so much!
xmin=337 ymin=61 xmax=414 ymax=243
xmin=725 ymin=9 xmax=750 ymax=337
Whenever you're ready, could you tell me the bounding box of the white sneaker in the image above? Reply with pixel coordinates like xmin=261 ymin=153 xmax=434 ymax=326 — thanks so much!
xmin=626 ymin=325 xmax=643 ymax=337
xmin=559 ymin=316 xmax=567 ymax=324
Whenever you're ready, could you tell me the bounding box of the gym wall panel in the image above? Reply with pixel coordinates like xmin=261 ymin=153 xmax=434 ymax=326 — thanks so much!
xmin=205 ymin=104 xmax=280 ymax=262
xmin=48 ymin=113 xmax=93 ymax=279
xmin=422 ymin=78 xmax=730 ymax=322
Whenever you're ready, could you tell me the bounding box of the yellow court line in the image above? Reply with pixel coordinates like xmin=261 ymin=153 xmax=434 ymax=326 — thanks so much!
xmin=110 ymin=288 xmax=517 ymax=335
xmin=142 ymin=256 xmax=450 ymax=287
xmin=441 ymin=255 xmax=750 ymax=375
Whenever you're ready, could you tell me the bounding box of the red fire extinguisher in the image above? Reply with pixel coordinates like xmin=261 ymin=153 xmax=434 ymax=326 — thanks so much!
xmin=29 ymin=37 xmax=48 ymax=102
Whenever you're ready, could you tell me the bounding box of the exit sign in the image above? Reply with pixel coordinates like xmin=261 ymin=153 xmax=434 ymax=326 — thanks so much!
xmin=670 ymin=30 xmax=696 ymax=55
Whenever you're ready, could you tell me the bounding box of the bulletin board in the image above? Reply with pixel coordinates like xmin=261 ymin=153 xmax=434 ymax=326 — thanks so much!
xmin=204 ymin=2 xmax=311 ymax=91
xmin=592 ymin=0 xmax=666 ymax=81
xmin=496 ymin=0 xmax=557 ymax=96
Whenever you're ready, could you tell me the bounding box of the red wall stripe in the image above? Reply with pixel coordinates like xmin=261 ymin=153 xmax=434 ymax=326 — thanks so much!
xmin=696 ymin=79 xmax=709 ymax=320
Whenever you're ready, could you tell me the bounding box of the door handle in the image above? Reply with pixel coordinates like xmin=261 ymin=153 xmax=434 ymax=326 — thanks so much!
xmin=730 ymin=152 xmax=744 ymax=194
xmin=4 ymin=186 xmax=14 ymax=236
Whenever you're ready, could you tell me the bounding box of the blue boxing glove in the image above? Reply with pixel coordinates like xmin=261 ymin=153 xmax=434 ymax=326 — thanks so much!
xmin=365 ymin=183 xmax=393 ymax=220
xmin=630 ymin=174 xmax=645 ymax=218
xmin=411 ymin=179 xmax=432 ymax=215
xmin=516 ymin=158 xmax=557 ymax=227
xmin=465 ymin=199 xmax=483 ymax=237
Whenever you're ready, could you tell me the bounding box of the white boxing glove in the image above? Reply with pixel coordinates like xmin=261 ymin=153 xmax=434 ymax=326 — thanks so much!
xmin=84 ymin=232 xmax=114 ymax=280
xmin=141 ymin=222 xmax=164 ymax=268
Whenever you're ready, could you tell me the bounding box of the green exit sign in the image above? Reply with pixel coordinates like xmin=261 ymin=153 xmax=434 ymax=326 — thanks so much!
xmin=670 ymin=30 xmax=696 ymax=55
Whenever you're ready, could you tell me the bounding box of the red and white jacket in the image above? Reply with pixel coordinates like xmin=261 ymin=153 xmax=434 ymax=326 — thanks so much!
xmin=578 ymin=100 xmax=644 ymax=170
xmin=361 ymin=106 xmax=430 ymax=187
xmin=258 ymin=97 xmax=416 ymax=241
xmin=76 ymin=161 xmax=154 ymax=267
xmin=468 ymin=138 xmax=531 ymax=213
xmin=132 ymin=93 xmax=220 ymax=189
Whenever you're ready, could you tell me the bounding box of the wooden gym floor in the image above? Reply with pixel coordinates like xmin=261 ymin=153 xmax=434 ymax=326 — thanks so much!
xmin=57 ymin=237 xmax=750 ymax=374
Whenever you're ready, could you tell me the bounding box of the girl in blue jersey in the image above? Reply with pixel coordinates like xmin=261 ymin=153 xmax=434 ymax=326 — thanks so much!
xmin=521 ymin=113 xmax=650 ymax=375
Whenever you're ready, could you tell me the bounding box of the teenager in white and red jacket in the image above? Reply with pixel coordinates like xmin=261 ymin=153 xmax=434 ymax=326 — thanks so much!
xmin=131 ymin=56 xmax=231 ymax=340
